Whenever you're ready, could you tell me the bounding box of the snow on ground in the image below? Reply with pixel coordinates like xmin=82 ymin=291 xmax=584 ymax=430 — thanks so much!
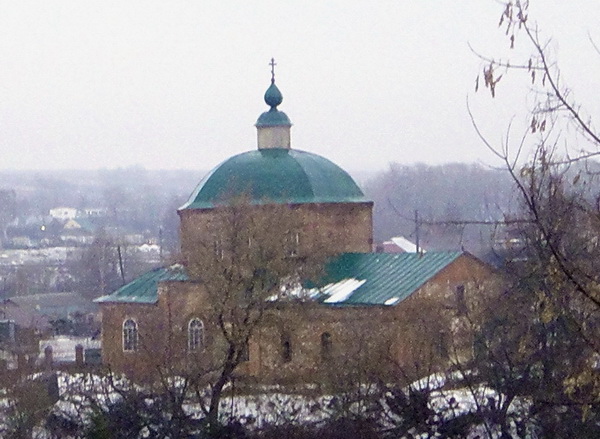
xmin=0 ymin=244 xmax=160 ymax=267
xmin=0 ymin=370 xmax=532 ymax=438
xmin=409 ymin=369 xmax=473 ymax=391
xmin=0 ymin=247 xmax=79 ymax=266
xmin=38 ymin=336 xmax=101 ymax=363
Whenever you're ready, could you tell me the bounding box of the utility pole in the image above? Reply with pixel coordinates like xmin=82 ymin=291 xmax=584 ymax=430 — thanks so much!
xmin=415 ymin=210 xmax=420 ymax=253
xmin=117 ymin=244 xmax=126 ymax=285
xmin=159 ymin=226 xmax=163 ymax=263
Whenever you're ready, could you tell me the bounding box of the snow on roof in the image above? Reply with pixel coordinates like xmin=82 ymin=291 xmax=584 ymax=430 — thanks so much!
xmin=99 ymin=251 xmax=468 ymax=307
xmin=322 ymin=278 xmax=366 ymax=304
xmin=318 ymin=252 xmax=462 ymax=306
xmin=384 ymin=297 xmax=400 ymax=306
xmin=389 ymin=236 xmax=423 ymax=253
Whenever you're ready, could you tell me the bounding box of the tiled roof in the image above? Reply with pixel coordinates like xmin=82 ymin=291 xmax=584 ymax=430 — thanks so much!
xmin=94 ymin=265 xmax=188 ymax=304
xmin=95 ymin=252 xmax=464 ymax=306
xmin=314 ymin=252 xmax=462 ymax=306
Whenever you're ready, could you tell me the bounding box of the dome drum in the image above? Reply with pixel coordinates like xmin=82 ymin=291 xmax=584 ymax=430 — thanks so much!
xmin=257 ymin=125 xmax=290 ymax=149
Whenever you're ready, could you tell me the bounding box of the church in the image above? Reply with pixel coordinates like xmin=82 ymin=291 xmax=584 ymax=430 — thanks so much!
xmin=95 ymin=64 xmax=496 ymax=384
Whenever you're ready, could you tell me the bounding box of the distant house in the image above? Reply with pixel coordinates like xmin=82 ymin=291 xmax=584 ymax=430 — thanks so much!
xmin=377 ymin=236 xmax=423 ymax=253
xmin=5 ymin=215 xmax=62 ymax=248
xmin=79 ymin=207 xmax=107 ymax=217
xmin=49 ymin=207 xmax=78 ymax=221
xmin=0 ymin=298 xmax=51 ymax=333
xmin=60 ymin=217 xmax=103 ymax=245
xmin=9 ymin=236 xmax=35 ymax=249
xmin=63 ymin=217 xmax=100 ymax=233
xmin=122 ymin=233 xmax=145 ymax=246
xmin=0 ymin=295 xmax=100 ymax=369
xmin=39 ymin=335 xmax=101 ymax=365
xmin=0 ymin=300 xmax=48 ymax=369
xmin=50 ymin=207 xmax=107 ymax=221
xmin=49 ymin=208 xmax=109 ymax=245
xmin=10 ymin=292 xmax=99 ymax=335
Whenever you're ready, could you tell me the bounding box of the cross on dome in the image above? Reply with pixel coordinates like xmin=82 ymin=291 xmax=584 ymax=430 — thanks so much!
xmin=269 ymin=58 xmax=277 ymax=84
xmin=262 ymin=58 xmax=284 ymax=110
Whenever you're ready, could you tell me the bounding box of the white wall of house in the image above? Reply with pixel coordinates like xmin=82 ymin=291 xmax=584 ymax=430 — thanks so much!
xmin=49 ymin=207 xmax=78 ymax=220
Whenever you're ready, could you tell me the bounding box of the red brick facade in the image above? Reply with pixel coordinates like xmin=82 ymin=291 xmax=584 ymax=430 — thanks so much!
xmin=100 ymin=253 xmax=496 ymax=384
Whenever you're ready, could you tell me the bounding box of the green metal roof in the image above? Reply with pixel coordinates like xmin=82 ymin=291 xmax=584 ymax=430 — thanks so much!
xmin=264 ymin=82 xmax=283 ymax=108
xmin=180 ymin=148 xmax=369 ymax=210
xmin=94 ymin=252 xmax=464 ymax=306
xmin=256 ymin=109 xmax=291 ymax=127
xmin=256 ymin=81 xmax=291 ymax=127
xmin=314 ymin=252 xmax=463 ymax=306
xmin=94 ymin=265 xmax=188 ymax=304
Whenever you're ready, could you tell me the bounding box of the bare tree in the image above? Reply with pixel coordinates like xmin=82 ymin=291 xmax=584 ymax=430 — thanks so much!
xmin=184 ymin=196 xmax=329 ymax=426
xmin=0 ymin=189 xmax=16 ymax=245
xmin=468 ymin=1 xmax=600 ymax=435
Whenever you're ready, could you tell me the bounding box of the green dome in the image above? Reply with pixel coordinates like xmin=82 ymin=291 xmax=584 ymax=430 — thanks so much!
xmin=256 ymin=109 xmax=291 ymax=127
xmin=264 ymin=82 xmax=283 ymax=108
xmin=180 ymin=148 xmax=368 ymax=209
xmin=256 ymin=82 xmax=291 ymax=127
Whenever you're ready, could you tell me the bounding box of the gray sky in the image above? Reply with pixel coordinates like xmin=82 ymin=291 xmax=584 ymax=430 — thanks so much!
xmin=0 ymin=1 xmax=598 ymax=172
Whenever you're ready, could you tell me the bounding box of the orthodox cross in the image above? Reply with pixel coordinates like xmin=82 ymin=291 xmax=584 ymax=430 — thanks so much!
xmin=269 ymin=58 xmax=276 ymax=83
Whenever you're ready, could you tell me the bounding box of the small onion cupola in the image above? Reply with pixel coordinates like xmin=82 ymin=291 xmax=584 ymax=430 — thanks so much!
xmin=255 ymin=58 xmax=292 ymax=149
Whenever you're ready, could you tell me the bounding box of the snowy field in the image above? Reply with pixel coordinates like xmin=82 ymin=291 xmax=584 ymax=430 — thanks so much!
xmin=17 ymin=371 xmax=531 ymax=439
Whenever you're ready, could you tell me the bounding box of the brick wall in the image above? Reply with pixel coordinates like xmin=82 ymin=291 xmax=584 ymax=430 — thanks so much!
xmin=100 ymin=254 xmax=498 ymax=385
xmin=178 ymin=202 xmax=373 ymax=261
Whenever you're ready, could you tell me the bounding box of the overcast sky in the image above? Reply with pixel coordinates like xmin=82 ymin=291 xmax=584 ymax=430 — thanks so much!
xmin=0 ymin=1 xmax=598 ymax=172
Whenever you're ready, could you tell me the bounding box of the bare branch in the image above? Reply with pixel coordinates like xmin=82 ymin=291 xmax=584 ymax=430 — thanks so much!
xmin=588 ymin=31 xmax=600 ymax=57
xmin=466 ymin=96 xmax=508 ymax=162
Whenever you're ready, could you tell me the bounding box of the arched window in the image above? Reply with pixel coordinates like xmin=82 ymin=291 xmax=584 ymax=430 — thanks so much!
xmin=281 ymin=332 xmax=292 ymax=363
xmin=214 ymin=239 xmax=224 ymax=260
xmin=188 ymin=318 xmax=205 ymax=352
xmin=285 ymin=231 xmax=300 ymax=257
xmin=123 ymin=319 xmax=138 ymax=352
xmin=455 ymin=284 xmax=467 ymax=316
xmin=321 ymin=332 xmax=332 ymax=362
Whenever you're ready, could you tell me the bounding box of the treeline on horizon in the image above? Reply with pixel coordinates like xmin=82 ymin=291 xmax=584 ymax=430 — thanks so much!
xmin=0 ymin=163 xmax=522 ymax=259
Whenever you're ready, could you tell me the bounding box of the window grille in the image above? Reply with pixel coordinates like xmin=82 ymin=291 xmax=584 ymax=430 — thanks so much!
xmin=123 ymin=319 xmax=138 ymax=352
xmin=188 ymin=318 xmax=205 ymax=352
